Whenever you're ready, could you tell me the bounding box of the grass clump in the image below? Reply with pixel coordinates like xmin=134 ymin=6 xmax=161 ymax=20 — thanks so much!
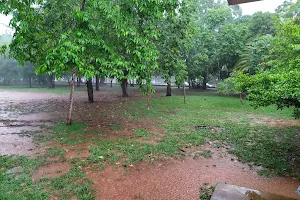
xmin=199 ymin=183 xmax=216 ymax=200
xmin=133 ymin=128 xmax=154 ymax=139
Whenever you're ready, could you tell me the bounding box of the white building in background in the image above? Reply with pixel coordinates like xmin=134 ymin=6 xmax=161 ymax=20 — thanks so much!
xmin=0 ymin=23 xmax=14 ymax=35
xmin=103 ymin=76 xmax=176 ymax=86
xmin=77 ymin=76 xmax=175 ymax=86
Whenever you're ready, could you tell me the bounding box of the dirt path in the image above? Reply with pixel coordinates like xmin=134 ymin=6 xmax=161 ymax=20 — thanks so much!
xmin=87 ymin=144 xmax=300 ymax=200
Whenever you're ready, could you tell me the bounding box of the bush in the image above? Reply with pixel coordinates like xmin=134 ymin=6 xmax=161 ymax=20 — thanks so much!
xmin=217 ymin=78 xmax=240 ymax=95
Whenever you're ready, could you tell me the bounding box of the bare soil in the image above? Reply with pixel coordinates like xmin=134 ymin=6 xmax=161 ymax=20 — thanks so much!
xmin=86 ymin=142 xmax=300 ymax=200
xmin=249 ymin=115 xmax=300 ymax=127
xmin=32 ymin=162 xmax=71 ymax=180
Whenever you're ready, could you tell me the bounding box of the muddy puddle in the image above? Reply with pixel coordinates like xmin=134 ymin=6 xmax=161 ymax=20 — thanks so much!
xmin=0 ymin=91 xmax=61 ymax=156
xmin=86 ymin=144 xmax=300 ymax=200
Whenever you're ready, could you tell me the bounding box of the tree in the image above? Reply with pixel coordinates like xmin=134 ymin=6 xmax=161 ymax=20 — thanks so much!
xmin=0 ymin=59 xmax=20 ymax=85
xmin=233 ymin=36 xmax=272 ymax=75
xmin=235 ymin=12 xmax=300 ymax=117
xmin=185 ymin=0 xmax=246 ymax=89
xmin=157 ymin=0 xmax=196 ymax=96
xmin=23 ymin=62 xmax=35 ymax=88
xmin=1 ymin=0 xmax=179 ymax=125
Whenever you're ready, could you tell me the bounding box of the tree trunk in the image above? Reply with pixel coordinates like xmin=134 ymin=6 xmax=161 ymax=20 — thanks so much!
xmin=86 ymin=79 xmax=94 ymax=103
xmin=29 ymin=75 xmax=32 ymax=88
xmin=215 ymin=75 xmax=219 ymax=88
xmin=100 ymin=78 xmax=105 ymax=84
xmin=95 ymin=75 xmax=100 ymax=91
xmin=66 ymin=68 xmax=76 ymax=126
xmin=147 ymin=90 xmax=150 ymax=110
xmin=202 ymin=75 xmax=207 ymax=89
xmin=48 ymin=75 xmax=55 ymax=88
xmin=183 ymin=84 xmax=186 ymax=104
xmin=166 ymin=83 xmax=172 ymax=96
xmin=121 ymin=79 xmax=128 ymax=97
xmin=240 ymin=93 xmax=244 ymax=104
xmin=77 ymin=76 xmax=82 ymax=88
xmin=130 ymin=79 xmax=135 ymax=87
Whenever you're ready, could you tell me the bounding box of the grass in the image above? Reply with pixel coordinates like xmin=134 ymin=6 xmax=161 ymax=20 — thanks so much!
xmin=0 ymin=155 xmax=94 ymax=200
xmin=108 ymin=121 xmax=124 ymax=130
xmin=199 ymin=183 xmax=216 ymax=200
xmin=133 ymin=128 xmax=154 ymax=139
xmin=0 ymin=156 xmax=48 ymax=199
xmin=46 ymin=147 xmax=66 ymax=158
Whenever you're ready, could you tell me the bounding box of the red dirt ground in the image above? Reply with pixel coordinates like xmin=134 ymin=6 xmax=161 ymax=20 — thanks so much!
xmin=32 ymin=162 xmax=71 ymax=180
xmin=86 ymin=144 xmax=300 ymax=200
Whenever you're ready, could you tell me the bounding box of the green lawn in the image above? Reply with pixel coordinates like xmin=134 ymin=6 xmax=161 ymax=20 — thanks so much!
xmin=1 ymin=91 xmax=299 ymax=199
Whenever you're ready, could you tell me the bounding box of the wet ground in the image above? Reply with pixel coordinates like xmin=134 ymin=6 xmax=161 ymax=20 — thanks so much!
xmin=86 ymin=143 xmax=300 ymax=200
xmin=0 ymin=91 xmax=60 ymax=156
xmin=1 ymin=87 xmax=300 ymax=200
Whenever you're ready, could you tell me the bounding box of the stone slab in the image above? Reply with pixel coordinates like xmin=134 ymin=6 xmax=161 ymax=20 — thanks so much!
xmin=211 ymin=183 xmax=298 ymax=200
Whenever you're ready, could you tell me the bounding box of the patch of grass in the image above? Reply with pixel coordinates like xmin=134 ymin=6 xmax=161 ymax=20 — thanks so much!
xmin=46 ymin=147 xmax=66 ymax=158
xmin=108 ymin=121 xmax=124 ymax=130
xmin=0 ymin=154 xmax=94 ymax=200
xmin=0 ymin=156 xmax=48 ymax=199
xmin=51 ymin=123 xmax=88 ymax=144
xmin=51 ymin=166 xmax=94 ymax=200
xmin=258 ymin=169 xmax=274 ymax=178
xmin=199 ymin=183 xmax=216 ymax=200
xmin=193 ymin=150 xmax=212 ymax=159
xmin=0 ymin=156 xmax=45 ymax=172
xmin=133 ymin=128 xmax=154 ymax=139
xmin=87 ymin=130 xmax=205 ymax=167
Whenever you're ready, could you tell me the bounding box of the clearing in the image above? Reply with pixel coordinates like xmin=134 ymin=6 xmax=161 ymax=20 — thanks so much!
xmin=0 ymin=85 xmax=299 ymax=200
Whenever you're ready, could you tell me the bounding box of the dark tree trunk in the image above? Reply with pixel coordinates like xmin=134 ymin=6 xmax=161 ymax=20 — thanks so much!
xmin=183 ymin=84 xmax=186 ymax=104
xmin=66 ymin=68 xmax=76 ymax=126
xmin=121 ymin=79 xmax=128 ymax=97
xmin=100 ymin=78 xmax=105 ymax=84
xmin=48 ymin=75 xmax=55 ymax=88
xmin=147 ymin=89 xmax=150 ymax=110
xmin=202 ymin=75 xmax=207 ymax=89
xmin=77 ymin=77 xmax=81 ymax=87
xmin=29 ymin=75 xmax=32 ymax=88
xmin=240 ymin=93 xmax=244 ymax=104
xmin=86 ymin=79 xmax=94 ymax=103
xmin=95 ymin=75 xmax=100 ymax=91
xmin=166 ymin=83 xmax=172 ymax=96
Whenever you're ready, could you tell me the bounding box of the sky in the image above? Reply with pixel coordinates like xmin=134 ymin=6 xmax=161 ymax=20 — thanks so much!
xmin=240 ymin=0 xmax=286 ymax=15
xmin=0 ymin=0 xmax=287 ymax=34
